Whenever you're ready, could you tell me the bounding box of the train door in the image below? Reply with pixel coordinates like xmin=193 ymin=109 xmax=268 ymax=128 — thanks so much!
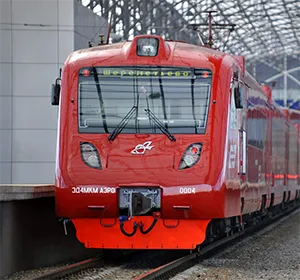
xmin=238 ymin=86 xmax=247 ymax=182
xmin=227 ymin=75 xmax=246 ymax=187
xmin=228 ymin=72 xmax=247 ymax=186
xmin=234 ymin=80 xmax=247 ymax=214
xmin=231 ymin=80 xmax=247 ymax=183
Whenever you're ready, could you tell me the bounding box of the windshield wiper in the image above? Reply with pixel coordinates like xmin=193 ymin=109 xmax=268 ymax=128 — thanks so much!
xmin=144 ymin=109 xmax=176 ymax=141
xmin=108 ymin=106 xmax=137 ymax=141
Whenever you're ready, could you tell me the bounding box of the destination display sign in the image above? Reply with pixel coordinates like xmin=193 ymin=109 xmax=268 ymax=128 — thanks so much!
xmin=79 ymin=67 xmax=192 ymax=78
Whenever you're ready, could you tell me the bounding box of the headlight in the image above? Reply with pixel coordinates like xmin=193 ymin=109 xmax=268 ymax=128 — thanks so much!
xmin=137 ymin=38 xmax=159 ymax=56
xmin=80 ymin=142 xmax=102 ymax=169
xmin=179 ymin=143 xmax=202 ymax=170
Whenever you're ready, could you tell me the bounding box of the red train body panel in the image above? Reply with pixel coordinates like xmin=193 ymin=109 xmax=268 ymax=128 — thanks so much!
xmin=54 ymin=35 xmax=300 ymax=249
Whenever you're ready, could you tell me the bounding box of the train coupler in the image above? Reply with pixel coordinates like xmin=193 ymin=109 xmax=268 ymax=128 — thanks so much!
xmin=119 ymin=188 xmax=161 ymax=217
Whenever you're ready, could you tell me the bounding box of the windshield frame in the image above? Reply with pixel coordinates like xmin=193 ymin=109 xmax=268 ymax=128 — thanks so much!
xmin=77 ymin=66 xmax=213 ymax=135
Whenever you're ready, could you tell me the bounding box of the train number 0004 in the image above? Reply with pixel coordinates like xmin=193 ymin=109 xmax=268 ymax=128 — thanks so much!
xmin=179 ymin=187 xmax=196 ymax=194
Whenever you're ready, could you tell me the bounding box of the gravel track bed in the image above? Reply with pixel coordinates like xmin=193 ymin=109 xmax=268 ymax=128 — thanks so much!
xmin=2 ymin=252 xmax=106 ymax=280
xmin=62 ymin=250 xmax=187 ymax=280
xmin=2 ymin=260 xmax=77 ymax=280
xmin=2 ymin=248 xmax=185 ymax=280
xmin=171 ymin=210 xmax=300 ymax=280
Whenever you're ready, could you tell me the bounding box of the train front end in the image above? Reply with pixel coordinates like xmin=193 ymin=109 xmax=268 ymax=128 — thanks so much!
xmin=54 ymin=35 xmax=231 ymax=249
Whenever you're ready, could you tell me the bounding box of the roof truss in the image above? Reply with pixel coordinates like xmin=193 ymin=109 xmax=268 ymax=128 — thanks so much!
xmin=81 ymin=0 xmax=300 ymax=59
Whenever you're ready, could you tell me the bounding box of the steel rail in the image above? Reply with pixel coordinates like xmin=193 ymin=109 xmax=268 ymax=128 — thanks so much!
xmin=134 ymin=204 xmax=300 ymax=280
xmin=31 ymin=256 xmax=103 ymax=280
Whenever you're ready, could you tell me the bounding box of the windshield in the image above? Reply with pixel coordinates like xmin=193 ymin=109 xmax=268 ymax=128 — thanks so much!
xmin=78 ymin=67 xmax=212 ymax=134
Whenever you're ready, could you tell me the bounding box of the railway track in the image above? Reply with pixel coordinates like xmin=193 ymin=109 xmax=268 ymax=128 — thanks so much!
xmin=31 ymin=250 xmax=186 ymax=280
xmin=135 ymin=204 xmax=300 ymax=280
xmin=30 ymin=256 xmax=103 ymax=280
xmin=31 ymin=203 xmax=299 ymax=280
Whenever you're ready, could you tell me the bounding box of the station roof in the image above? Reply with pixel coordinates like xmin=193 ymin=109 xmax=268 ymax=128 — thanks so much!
xmin=82 ymin=0 xmax=300 ymax=60
xmin=177 ymin=0 xmax=300 ymax=59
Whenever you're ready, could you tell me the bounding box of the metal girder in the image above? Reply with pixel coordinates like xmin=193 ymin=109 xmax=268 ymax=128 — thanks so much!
xmin=81 ymin=0 xmax=300 ymax=60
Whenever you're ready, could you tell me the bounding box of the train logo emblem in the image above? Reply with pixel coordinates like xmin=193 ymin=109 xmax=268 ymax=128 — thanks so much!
xmin=131 ymin=141 xmax=154 ymax=155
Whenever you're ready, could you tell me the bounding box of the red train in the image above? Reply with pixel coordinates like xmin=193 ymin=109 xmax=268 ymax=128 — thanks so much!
xmin=52 ymin=35 xmax=300 ymax=249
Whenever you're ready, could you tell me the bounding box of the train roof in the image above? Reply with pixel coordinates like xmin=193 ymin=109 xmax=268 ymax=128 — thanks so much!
xmin=69 ymin=40 xmax=226 ymax=59
xmin=65 ymin=35 xmax=231 ymax=71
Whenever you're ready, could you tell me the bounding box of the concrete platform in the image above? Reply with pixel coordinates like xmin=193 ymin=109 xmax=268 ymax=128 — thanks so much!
xmin=0 ymin=185 xmax=102 ymax=278
xmin=0 ymin=184 xmax=55 ymax=201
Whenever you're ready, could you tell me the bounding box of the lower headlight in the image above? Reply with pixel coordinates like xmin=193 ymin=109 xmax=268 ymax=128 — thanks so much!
xmin=183 ymin=154 xmax=195 ymax=167
xmin=80 ymin=142 xmax=102 ymax=169
xmin=179 ymin=143 xmax=202 ymax=170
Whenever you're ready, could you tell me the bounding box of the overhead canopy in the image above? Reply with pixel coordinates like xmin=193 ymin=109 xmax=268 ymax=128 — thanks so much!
xmin=81 ymin=0 xmax=300 ymax=59
xmin=192 ymin=0 xmax=300 ymax=59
